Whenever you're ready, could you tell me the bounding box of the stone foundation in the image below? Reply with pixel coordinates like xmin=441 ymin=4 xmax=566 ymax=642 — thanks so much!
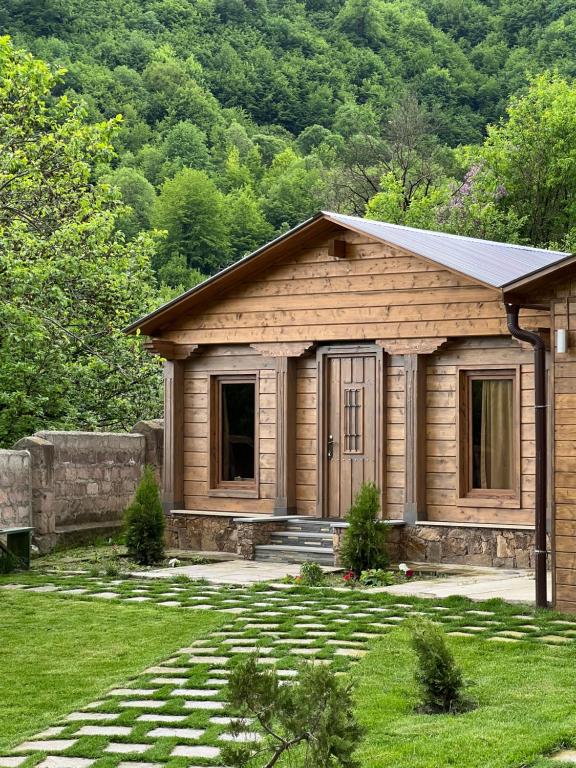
xmin=165 ymin=512 xmax=238 ymax=554
xmin=401 ymin=523 xmax=546 ymax=569
xmin=165 ymin=512 xmax=288 ymax=559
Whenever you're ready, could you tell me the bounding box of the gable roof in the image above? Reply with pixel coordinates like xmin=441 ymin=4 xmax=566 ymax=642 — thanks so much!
xmin=324 ymin=212 xmax=572 ymax=290
xmin=126 ymin=211 xmax=575 ymax=335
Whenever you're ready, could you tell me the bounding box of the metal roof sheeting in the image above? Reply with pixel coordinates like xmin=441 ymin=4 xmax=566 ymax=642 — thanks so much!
xmin=322 ymin=211 xmax=572 ymax=288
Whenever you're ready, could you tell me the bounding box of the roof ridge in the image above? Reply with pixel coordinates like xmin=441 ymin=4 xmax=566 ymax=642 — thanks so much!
xmin=322 ymin=211 xmax=569 ymax=257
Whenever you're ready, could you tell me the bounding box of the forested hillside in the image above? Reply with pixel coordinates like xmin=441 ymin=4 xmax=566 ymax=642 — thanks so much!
xmin=3 ymin=0 xmax=576 ymax=445
xmin=3 ymin=0 xmax=576 ymax=288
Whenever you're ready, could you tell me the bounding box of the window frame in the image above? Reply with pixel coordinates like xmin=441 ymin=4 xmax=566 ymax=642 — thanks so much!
xmin=209 ymin=373 xmax=259 ymax=498
xmin=456 ymin=366 xmax=521 ymax=508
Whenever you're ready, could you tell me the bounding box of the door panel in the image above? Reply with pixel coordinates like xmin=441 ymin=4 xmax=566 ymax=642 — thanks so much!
xmin=325 ymin=353 xmax=379 ymax=518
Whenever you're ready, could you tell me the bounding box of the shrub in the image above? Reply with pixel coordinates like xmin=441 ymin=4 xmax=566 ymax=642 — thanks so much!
xmin=222 ymin=655 xmax=363 ymax=768
xmin=299 ymin=560 xmax=324 ymax=585
xmin=358 ymin=568 xmax=396 ymax=586
xmin=410 ymin=619 xmax=476 ymax=714
xmin=339 ymin=482 xmax=389 ymax=573
xmin=124 ymin=466 xmax=165 ymax=565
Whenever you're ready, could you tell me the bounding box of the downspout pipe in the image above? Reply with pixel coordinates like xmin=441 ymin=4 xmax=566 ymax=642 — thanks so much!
xmin=505 ymin=303 xmax=548 ymax=609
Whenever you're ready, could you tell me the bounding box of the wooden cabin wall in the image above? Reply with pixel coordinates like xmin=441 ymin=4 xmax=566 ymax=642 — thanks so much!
xmin=163 ymin=230 xmax=549 ymax=347
xmin=551 ymin=291 xmax=576 ymax=612
xmin=425 ymin=338 xmax=535 ymax=525
xmin=183 ymin=346 xmax=275 ymax=513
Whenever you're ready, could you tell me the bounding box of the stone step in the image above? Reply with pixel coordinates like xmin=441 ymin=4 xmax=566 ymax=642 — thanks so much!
xmin=271 ymin=531 xmax=333 ymax=548
xmin=54 ymin=520 xmax=123 ymax=547
xmin=284 ymin=520 xmax=332 ymax=534
xmin=254 ymin=544 xmax=335 ymax=565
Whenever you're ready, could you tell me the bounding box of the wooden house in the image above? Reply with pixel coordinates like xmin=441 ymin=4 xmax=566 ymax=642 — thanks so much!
xmin=128 ymin=211 xmax=576 ymax=611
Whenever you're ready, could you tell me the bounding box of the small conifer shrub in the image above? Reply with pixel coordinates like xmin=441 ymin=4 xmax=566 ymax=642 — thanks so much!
xmin=124 ymin=466 xmax=165 ymax=565
xmin=222 ymin=655 xmax=363 ymax=768
xmin=299 ymin=560 xmax=324 ymax=585
xmin=410 ymin=619 xmax=476 ymax=714
xmin=339 ymin=482 xmax=388 ymax=574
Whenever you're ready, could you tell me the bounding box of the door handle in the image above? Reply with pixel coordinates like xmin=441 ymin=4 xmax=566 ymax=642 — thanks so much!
xmin=327 ymin=433 xmax=335 ymax=460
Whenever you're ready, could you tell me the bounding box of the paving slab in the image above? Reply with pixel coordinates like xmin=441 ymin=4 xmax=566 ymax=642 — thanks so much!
xmin=75 ymin=726 xmax=132 ymax=736
xmin=551 ymin=750 xmax=576 ymax=763
xmin=14 ymin=741 xmax=77 ymax=752
xmin=105 ymin=744 xmax=150 ymax=754
xmin=36 ymin=759 xmax=94 ymax=768
xmin=171 ymin=746 xmax=221 ymax=759
xmin=139 ymin=560 xmax=337 ymax=585
xmin=0 ymin=758 xmax=27 ymax=767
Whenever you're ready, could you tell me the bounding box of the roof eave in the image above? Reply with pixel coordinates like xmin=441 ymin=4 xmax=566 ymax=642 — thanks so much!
xmin=501 ymin=253 xmax=576 ymax=295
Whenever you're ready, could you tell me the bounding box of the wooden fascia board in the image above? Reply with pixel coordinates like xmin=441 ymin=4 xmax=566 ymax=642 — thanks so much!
xmin=502 ymin=254 xmax=576 ymax=296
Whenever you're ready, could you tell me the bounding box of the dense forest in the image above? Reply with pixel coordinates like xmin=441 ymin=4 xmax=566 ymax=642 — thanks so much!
xmin=2 ymin=0 xmax=576 ymax=444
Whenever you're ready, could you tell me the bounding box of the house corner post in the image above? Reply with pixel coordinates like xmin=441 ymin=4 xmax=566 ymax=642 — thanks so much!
xmin=162 ymin=359 xmax=185 ymax=513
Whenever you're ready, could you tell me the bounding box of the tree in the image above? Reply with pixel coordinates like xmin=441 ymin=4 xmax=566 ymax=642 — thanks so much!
xmin=124 ymin=465 xmax=165 ymax=565
xmin=0 ymin=37 xmax=162 ymax=446
xmin=104 ymin=167 xmax=157 ymax=238
xmin=339 ymin=482 xmax=389 ymax=574
xmin=222 ymin=655 xmax=363 ymax=768
xmin=453 ymin=72 xmax=576 ymax=247
xmin=225 ymin=185 xmax=274 ymax=258
xmin=152 ymin=167 xmax=230 ymax=275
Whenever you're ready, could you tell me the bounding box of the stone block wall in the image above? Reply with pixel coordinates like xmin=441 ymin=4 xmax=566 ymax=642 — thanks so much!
xmin=9 ymin=420 xmax=163 ymax=552
xmin=401 ymin=524 xmax=547 ymax=569
xmin=165 ymin=512 xmax=288 ymax=559
xmin=0 ymin=450 xmax=32 ymax=529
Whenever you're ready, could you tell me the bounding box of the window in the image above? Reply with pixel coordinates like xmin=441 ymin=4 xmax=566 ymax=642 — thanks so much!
xmin=212 ymin=377 xmax=256 ymax=488
xmin=458 ymin=369 xmax=519 ymax=501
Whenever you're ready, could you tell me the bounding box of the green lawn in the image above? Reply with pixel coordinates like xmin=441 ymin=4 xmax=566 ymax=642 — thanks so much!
xmin=0 ymin=591 xmax=223 ymax=750
xmin=355 ymin=626 xmax=576 ymax=768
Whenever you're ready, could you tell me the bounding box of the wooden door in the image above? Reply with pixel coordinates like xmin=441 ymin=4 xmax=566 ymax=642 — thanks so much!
xmin=322 ymin=350 xmax=383 ymax=518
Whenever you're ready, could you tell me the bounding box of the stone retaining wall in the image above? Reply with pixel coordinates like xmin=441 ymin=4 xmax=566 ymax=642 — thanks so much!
xmin=0 ymin=450 xmax=31 ymax=530
xmin=7 ymin=420 xmax=163 ymax=552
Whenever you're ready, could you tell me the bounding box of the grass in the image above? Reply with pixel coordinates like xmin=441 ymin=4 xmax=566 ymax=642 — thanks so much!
xmin=355 ymin=626 xmax=576 ymax=768
xmin=0 ymin=591 xmax=223 ymax=750
xmin=3 ymin=565 xmax=576 ymax=767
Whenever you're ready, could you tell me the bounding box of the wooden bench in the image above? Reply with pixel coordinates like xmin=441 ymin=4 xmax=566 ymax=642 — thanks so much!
xmin=0 ymin=526 xmax=33 ymax=570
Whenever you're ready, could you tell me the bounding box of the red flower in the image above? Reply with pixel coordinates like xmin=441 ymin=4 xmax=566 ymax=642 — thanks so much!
xmin=343 ymin=570 xmax=356 ymax=582
xmin=405 ymin=569 xmax=414 ymax=579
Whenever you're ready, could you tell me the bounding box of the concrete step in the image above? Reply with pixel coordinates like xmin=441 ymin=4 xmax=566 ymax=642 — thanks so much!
xmin=271 ymin=531 xmax=333 ymax=548
xmin=254 ymin=544 xmax=335 ymax=565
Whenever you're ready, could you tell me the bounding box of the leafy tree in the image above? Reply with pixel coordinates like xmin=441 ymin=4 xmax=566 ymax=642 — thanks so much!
xmin=0 ymin=37 xmax=162 ymax=446
xmin=161 ymin=120 xmax=211 ymax=172
xmin=124 ymin=465 xmax=165 ymax=565
xmin=152 ymin=167 xmax=230 ymax=275
xmin=456 ymin=72 xmax=576 ymax=247
xmin=104 ymin=167 xmax=157 ymax=238
xmin=226 ymin=185 xmax=274 ymax=258
xmin=222 ymin=655 xmax=363 ymax=768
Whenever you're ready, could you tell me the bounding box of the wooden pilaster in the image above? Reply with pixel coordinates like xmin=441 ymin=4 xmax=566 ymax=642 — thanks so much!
xmin=162 ymin=360 xmax=185 ymax=512
xmin=274 ymin=355 xmax=297 ymax=516
xmin=403 ymin=353 xmax=427 ymax=523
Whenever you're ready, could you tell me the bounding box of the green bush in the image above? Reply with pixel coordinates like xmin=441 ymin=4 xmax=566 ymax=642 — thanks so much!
xmin=358 ymin=568 xmax=396 ymax=586
xmin=223 ymin=655 xmax=363 ymax=768
xmin=339 ymin=482 xmax=389 ymax=574
xmin=410 ymin=619 xmax=476 ymax=714
xmin=124 ymin=466 xmax=165 ymax=565
xmin=299 ymin=560 xmax=325 ymax=586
